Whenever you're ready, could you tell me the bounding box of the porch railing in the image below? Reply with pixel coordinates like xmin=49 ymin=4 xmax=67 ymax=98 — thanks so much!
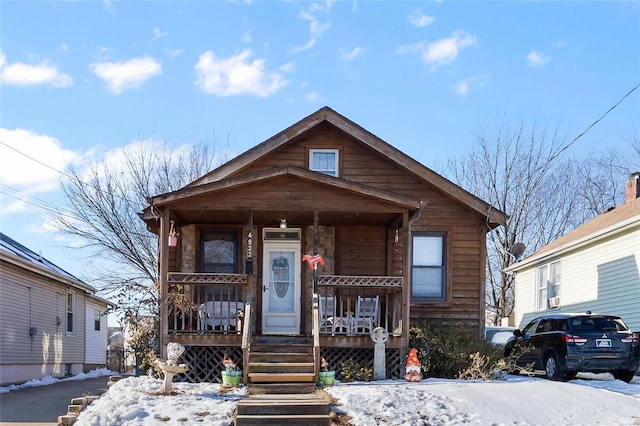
xmin=317 ymin=275 xmax=403 ymax=337
xmin=166 ymin=272 xmax=249 ymax=334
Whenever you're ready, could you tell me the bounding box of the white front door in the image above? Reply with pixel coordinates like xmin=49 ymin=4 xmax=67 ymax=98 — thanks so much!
xmin=262 ymin=240 xmax=301 ymax=334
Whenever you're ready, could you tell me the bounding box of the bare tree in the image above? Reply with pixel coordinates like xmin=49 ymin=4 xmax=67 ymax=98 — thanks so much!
xmin=571 ymin=131 xmax=640 ymax=217
xmin=446 ymin=116 xmax=637 ymax=325
xmin=446 ymin=115 xmax=579 ymax=324
xmin=53 ymin=138 xmax=228 ymax=319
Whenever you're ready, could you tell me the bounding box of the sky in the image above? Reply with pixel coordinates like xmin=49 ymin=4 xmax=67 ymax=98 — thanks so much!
xmin=1 ymin=368 xmax=639 ymax=425
xmin=1 ymin=1 xmax=639 ymax=305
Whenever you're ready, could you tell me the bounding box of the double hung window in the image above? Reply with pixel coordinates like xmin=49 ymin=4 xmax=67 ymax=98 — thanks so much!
xmin=66 ymin=292 xmax=75 ymax=334
xmin=411 ymin=233 xmax=446 ymax=300
xmin=536 ymin=260 xmax=561 ymax=310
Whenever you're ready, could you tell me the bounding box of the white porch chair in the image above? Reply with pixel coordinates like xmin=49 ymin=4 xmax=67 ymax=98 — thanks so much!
xmin=198 ymin=300 xmax=244 ymax=332
xmin=318 ymin=295 xmax=336 ymax=332
xmin=353 ymin=296 xmax=379 ymax=333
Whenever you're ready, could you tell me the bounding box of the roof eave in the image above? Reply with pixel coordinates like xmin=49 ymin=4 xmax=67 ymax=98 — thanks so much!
xmin=504 ymin=214 xmax=640 ymax=272
xmin=1 ymin=250 xmax=97 ymax=294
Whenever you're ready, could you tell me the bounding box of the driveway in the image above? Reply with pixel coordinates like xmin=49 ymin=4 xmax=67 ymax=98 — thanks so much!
xmin=0 ymin=376 xmax=109 ymax=425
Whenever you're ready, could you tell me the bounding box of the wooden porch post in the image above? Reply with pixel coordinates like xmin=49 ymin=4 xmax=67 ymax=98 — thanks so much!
xmin=158 ymin=208 xmax=170 ymax=358
xmin=403 ymin=211 xmax=411 ymax=340
xmin=313 ymin=211 xmax=319 ymax=293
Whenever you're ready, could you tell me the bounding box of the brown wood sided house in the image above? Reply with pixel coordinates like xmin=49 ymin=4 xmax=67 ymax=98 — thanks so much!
xmin=142 ymin=107 xmax=506 ymax=388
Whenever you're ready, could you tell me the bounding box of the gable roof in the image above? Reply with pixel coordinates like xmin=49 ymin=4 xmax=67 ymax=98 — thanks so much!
xmin=0 ymin=232 xmax=97 ymax=294
xmin=505 ymin=196 xmax=640 ymax=271
xmin=184 ymin=106 xmax=506 ymax=228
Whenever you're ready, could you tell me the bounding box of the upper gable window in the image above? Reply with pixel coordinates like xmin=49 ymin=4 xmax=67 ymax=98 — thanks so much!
xmin=309 ymin=149 xmax=339 ymax=177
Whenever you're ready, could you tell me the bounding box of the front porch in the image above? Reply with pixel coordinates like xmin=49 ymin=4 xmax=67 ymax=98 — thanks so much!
xmin=164 ymin=272 xmax=407 ymax=383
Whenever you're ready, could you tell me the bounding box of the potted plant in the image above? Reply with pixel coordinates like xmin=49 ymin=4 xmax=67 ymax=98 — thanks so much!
xmin=318 ymin=357 xmax=335 ymax=386
xmin=221 ymin=354 xmax=242 ymax=386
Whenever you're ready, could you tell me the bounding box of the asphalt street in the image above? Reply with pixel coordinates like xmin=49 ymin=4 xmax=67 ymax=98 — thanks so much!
xmin=0 ymin=376 xmax=109 ymax=425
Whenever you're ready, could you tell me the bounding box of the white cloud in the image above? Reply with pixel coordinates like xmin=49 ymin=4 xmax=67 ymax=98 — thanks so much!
xmin=292 ymin=7 xmax=331 ymax=53
xmin=339 ymin=46 xmax=367 ymax=62
xmin=151 ymin=28 xmax=168 ymax=42
xmin=526 ymin=50 xmax=552 ymax=67
xmin=304 ymin=91 xmax=323 ymax=102
xmin=407 ymin=8 xmax=436 ymax=28
xmin=242 ymin=30 xmax=252 ymax=43
xmin=0 ymin=128 xmax=81 ymax=213
xmin=0 ymin=49 xmax=73 ymax=88
xmin=165 ymin=49 xmax=183 ymax=58
xmin=89 ymin=56 xmax=162 ymax=94
xmin=453 ymin=75 xmax=487 ymax=95
xmin=421 ymin=31 xmax=477 ymax=70
xmin=194 ymin=49 xmax=288 ymax=97
xmin=397 ymin=31 xmax=477 ymax=71
xmin=280 ymin=62 xmax=295 ymax=73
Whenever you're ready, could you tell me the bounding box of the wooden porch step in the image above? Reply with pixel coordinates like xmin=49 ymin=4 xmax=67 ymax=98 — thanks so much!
xmin=248 ymin=372 xmax=316 ymax=383
xmin=246 ymin=335 xmax=317 ymax=393
xmin=234 ymin=414 xmax=330 ymax=425
xmin=250 ymin=351 xmax=313 ymax=361
xmin=234 ymin=393 xmax=330 ymax=426
xmin=248 ymin=383 xmax=317 ymax=395
xmin=249 ymin=362 xmax=314 ymax=368
xmin=249 ymin=362 xmax=314 ymax=374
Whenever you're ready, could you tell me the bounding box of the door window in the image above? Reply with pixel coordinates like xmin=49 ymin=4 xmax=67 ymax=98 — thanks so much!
xmin=201 ymin=231 xmax=237 ymax=300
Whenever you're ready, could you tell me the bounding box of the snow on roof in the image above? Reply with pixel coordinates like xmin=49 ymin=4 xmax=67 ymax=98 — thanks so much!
xmin=0 ymin=232 xmax=94 ymax=292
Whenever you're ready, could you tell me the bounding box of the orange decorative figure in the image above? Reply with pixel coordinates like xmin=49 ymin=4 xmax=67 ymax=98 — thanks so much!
xmin=404 ymin=348 xmax=423 ymax=382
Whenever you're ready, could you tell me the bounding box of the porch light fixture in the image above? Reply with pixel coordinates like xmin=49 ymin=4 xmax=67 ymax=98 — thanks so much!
xmin=280 ymin=219 xmax=287 ymax=229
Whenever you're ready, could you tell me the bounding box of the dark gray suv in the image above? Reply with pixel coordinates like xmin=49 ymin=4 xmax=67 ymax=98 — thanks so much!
xmin=504 ymin=312 xmax=639 ymax=382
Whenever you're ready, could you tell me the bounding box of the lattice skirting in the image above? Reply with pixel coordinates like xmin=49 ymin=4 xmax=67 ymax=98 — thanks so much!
xmin=174 ymin=345 xmax=403 ymax=383
xmin=321 ymin=347 xmax=404 ymax=380
xmin=175 ymin=346 xmax=243 ymax=383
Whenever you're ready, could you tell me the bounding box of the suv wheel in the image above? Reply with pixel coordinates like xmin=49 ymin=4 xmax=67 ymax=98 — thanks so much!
xmin=544 ymin=353 xmax=564 ymax=381
xmin=612 ymin=370 xmax=635 ymax=383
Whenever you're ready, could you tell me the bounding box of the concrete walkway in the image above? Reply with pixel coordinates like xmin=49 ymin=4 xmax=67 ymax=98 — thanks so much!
xmin=0 ymin=376 xmax=109 ymax=425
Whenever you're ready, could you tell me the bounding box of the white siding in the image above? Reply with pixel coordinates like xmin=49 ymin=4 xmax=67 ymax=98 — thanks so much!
xmin=85 ymin=300 xmax=108 ymax=364
xmin=514 ymin=226 xmax=640 ymax=331
xmin=0 ymin=263 xmax=87 ymax=384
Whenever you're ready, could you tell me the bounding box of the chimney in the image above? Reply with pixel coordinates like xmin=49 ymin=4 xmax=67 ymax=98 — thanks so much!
xmin=626 ymin=172 xmax=640 ymax=202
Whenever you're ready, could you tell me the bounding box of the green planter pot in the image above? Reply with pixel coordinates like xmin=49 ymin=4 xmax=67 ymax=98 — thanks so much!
xmin=221 ymin=370 xmax=242 ymax=386
xmin=319 ymin=371 xmax=335 ymax=386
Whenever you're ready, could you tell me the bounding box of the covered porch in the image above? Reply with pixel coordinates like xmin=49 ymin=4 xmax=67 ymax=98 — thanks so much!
xmin=145 ymin=166 xmax=422 ymax=382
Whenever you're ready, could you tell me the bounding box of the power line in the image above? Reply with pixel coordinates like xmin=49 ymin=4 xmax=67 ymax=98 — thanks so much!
xmin=0 ymin=139 xmax=140 ymax=205
xmin=1 ymin=183 xmax=80 ymax=219
xmin=0 ymin=140 xmax=78 ymax=182
xmin=549 ymin=82 xmax=640 ymax=164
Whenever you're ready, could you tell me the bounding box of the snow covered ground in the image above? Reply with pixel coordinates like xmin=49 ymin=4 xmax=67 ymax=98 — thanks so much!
xmin=2 ymin=369 xmax=639 ymax=425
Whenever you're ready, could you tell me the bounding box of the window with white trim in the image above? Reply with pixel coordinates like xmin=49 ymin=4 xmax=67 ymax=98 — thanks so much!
xmin=309 ymin=149 xmax=339 ymax=177
xmin=66 ymin=292 xmax=75 ymax=334
xmin=411 ymin=233 xmax=446 ymax=300
xmin=536 ymin=260 xmax=561 ymax=310
xmin=94 ymin=309 xmax=101 ymax=331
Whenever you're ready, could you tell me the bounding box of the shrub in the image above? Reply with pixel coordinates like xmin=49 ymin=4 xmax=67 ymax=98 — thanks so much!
xmin=409 ymin=319 xmax=502 ymax=379
xmin=338 ymin=359 xmax=373 ymax=382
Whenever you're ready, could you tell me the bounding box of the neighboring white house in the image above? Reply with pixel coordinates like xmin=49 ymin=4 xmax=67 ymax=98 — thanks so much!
xmin=505 ymin=172 xmax=640 ymax=332
xmin=0 ymin=233 xmax=114 ymax=386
